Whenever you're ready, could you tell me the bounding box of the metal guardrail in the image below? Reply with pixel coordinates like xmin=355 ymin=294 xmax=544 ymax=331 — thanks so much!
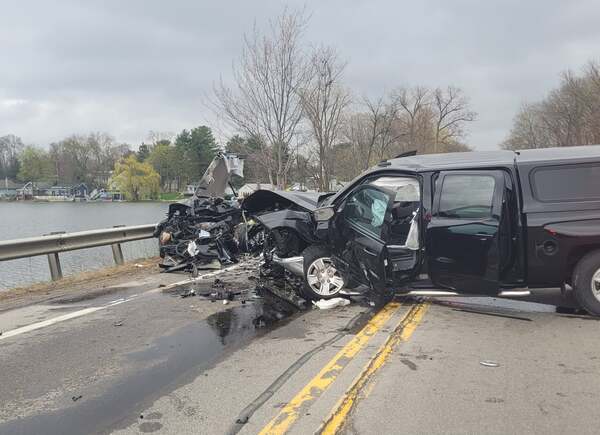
xmin=0 ymin=224 xmax=157 ymax=281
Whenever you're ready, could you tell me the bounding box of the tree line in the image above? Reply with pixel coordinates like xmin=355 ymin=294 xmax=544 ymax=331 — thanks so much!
xmin=0 ymin=126 xmax=219 ymax=200
xmin=502 ymin=62 xmax=600 ymax=150
xmin=0 ymin=9 xmax=476 ymax=197
xmin=213 ymin=10 xmax=477 ymax=191
xmin=2 ymin=9 xmax=480 ymax=197
xmin=4 ymin=9 xmax=600 ymax=199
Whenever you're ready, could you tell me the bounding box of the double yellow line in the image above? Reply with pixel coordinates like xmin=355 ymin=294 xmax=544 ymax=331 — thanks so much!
xmin=259 ymin=301 xmax=428 ymax=435
xmin=320 ymin=303 xmax=428 ymax=434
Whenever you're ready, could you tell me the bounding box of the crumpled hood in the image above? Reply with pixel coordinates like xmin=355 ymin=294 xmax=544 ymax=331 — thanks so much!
xmin=242 ymin=190 xmax=334 ymax=213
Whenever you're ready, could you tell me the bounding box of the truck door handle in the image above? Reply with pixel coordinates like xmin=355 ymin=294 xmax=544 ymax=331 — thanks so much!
xmin=475 ymin=233 xmax=492 ymax=241
xmin=363 ymin=247 xmax=378 ymax=256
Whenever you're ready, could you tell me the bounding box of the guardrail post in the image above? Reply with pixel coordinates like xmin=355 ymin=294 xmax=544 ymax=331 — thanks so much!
xmin=47 ymin=253 xmax=63 ymax=281
xmin=111 ymin=225 xmax=126 ymax=265
xmin=111 ymin=243 xmax=124 ymax=265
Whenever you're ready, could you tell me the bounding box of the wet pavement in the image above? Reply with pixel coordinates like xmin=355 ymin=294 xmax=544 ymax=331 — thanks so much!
xmin=0 ymin=300 xmax=296 ymax=435
xmin=0 ymin=265 xmax=313 ymax=434
xmin=1 ymin=267 xmax=600 ymax=434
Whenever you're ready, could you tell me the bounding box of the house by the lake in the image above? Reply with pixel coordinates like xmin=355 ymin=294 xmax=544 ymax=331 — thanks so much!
xmin=15 ymin=182 xmax=89 ymax=201
xmin=0 ymin=178 xmax=24 ymax=199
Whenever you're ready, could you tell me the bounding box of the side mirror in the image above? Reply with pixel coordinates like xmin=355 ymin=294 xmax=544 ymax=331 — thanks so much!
xmin=313 ymin=206 xmax=335 ymax=222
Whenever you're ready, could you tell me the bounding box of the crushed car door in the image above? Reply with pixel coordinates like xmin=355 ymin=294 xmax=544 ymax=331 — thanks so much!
xmin=330 ymin=184 xmax=395 ymax=291
xmin=426 ymin=170 xmax=506 ymax=294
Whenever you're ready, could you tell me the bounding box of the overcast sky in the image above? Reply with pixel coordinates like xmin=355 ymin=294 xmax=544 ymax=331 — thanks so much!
xmin=1 ymin=0 xmax=599 ymax=150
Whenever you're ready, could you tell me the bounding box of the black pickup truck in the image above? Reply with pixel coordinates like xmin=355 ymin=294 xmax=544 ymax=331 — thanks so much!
xmin=243 ymin=146 xmax=600 ymax=315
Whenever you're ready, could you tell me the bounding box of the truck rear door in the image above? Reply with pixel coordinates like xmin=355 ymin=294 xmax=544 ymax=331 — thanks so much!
xmin=426 ymin=170 xmax=508 ymax=294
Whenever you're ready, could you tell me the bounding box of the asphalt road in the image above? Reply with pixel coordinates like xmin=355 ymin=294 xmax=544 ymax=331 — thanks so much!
xmin=1 ymin=263 xmax=599 ymax=435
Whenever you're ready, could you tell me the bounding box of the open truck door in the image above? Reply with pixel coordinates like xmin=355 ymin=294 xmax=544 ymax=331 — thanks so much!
xmin=426 ymin=170 xmax=508 ymax=294
xmin=328 ymin=177 xmax=422 ymax=292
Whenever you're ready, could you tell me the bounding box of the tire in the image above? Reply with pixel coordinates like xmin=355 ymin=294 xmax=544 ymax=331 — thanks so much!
xmin=301 ymin=245 xmax=346 ymax=300
xmin=572 ymin=250 xmax=600 ymax=316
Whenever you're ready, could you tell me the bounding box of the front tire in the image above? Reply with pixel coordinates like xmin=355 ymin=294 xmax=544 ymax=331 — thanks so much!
xmin=572 ymin=250 xmax=600 ymax=316
xmin=301 ymin=246 xmax=346 ymax=300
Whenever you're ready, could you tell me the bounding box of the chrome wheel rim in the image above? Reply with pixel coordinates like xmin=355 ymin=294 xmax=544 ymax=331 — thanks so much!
xmin=592 ymin=268 xmax=600 ymax=302
xmin=306 ymin=257 xmax=345 ymax=297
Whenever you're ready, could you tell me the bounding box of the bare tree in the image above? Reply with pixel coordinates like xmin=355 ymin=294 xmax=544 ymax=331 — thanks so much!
xmin=147 ymin=131 xmax=175 ymax=145
xmin=394 ymin=86 xmax=431 ymax=149
xmin=338 ymin=94 xmax=399 ymax=176
xmin=299 ymin=46 xmax=351 ymax=191
xmin=0 ymin=134 xmax=24 ymax=179
xmin=502 ymin=61 xmax=600 ymax=150
xmin=213 ymin=9 xmax=311 ymax=188
xmin=362 ymin=95 xmax=398 ymax=168
xmin=432 ymin=86 xmax=477 ymax=152
xmin=501 ymin=103 xmax=545 ymax=150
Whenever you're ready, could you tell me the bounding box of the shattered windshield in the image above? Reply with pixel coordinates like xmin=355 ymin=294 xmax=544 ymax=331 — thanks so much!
xmin=369 ymin=177 xmax=420 ymax=202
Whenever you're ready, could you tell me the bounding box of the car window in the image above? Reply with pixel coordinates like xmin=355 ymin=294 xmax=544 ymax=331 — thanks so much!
xmin=368 ymin=177 xmax=420 ymax=202
xmin=438 ymin=175 xmax=495 ymax=219
xmin=531 ymin=163 xmax=600 ymax=202
xmin=368 ymin=176 xmax=421 ymax=245
xmin=344 ymin=187 xmax=392 ymax=239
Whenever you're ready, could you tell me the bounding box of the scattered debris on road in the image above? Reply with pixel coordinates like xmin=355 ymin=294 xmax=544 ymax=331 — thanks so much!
xmin=180 ymin=289 xmax=196 ymax=298
xmin=71 ymin=395 xmax=83 ymax=402
xmin=479 ymin=360 xmax=500 ymax=367
xmin=313 ymin=298 xmax=351 ymax=310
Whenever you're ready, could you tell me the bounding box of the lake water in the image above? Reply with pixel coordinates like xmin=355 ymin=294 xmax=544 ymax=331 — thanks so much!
xmin=0 ymin=202 xmax=171 ymax=290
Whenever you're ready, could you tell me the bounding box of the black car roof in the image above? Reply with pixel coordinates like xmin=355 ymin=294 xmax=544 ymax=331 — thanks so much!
xmin=385 ymin=145 xmax=600 ymax=172
xmin=515 ymin=145 xmax=600 ymax=163
xmin=386 ymin=150 xmax=515 ymax=171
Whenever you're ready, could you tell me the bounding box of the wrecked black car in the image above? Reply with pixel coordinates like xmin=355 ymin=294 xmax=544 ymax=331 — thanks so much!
xmin=243 ymin=181 xmax=418 ymax=301
xmin=155 ymin=196 xmax=243 ymax=272
xmin=244 ymin=146 xmax=600 ymax=316
xmin=154 ymin=152 xmax=263 ymax=273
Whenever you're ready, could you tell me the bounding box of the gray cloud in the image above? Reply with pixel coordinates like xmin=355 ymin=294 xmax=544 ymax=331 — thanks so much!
xmin=1 ymin=0 xmax=599 ymax=149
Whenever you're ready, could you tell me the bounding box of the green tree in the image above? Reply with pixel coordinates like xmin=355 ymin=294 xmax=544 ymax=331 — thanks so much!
xmin=174 ymin=126 xmax=219 ymax=184
xmin=17 ymin=146 xmax=54 ymax=182
xmin=137 ymin=143 xmax=151 ymax=162
xmin=147 ymin=141 xmax=179 ymax=191
xmin=109 ymin=154 xmax=160 ymax=201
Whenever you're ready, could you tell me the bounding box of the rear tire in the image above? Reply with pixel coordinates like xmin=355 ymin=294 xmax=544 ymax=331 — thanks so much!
xmin=301 ymin=245 xmax=346 ymax=300
xmin=572 ymin=250 xmax=600 ymax=316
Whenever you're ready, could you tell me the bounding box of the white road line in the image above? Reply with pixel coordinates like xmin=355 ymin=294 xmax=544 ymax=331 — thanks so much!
xmin=0 ymin=299 xmax=128 ymax=341
xmin=0 ymin=263 xmax=242 ymax=342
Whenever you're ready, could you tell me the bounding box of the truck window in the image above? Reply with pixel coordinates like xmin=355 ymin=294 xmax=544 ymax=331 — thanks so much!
xmin=343 ymin=187 xmax=392 ymax=239
xmin=438 ymin=175 xmax=495 ymax=219
xmin=368 ymin=176 xmax=420 ymax=245
xmin=531 ymin=163 xmax=600 ymax=202
xmin=368 ymin=177 xmax=420 ymax=202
